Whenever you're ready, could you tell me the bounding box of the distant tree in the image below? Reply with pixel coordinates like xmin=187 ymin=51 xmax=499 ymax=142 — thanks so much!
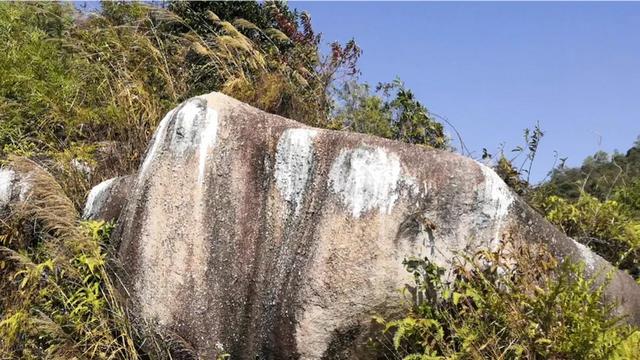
xmin=332 ymin=79 xmax=448 ymax=149
xmin=331 ymin=81 xmax=394 ymax=138
xmin=529 ymin=135 xmax=640 ymax=278
xmin=379 ymin=79 xmax=448 ymax=149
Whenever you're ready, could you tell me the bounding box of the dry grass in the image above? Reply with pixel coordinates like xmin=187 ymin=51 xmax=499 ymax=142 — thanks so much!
xmin=0 ymin=157 xmax=138 ymax=359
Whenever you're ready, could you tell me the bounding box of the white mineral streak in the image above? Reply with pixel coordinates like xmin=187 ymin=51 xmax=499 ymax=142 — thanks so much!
xmin=198 ymin=109 xmax=219 ymax=184
xmin=139 ymin=109 xmax=175 ymax=181
xmin=572 ymin=239 xmax=596 ymax=271
xmin=171 ymin=101 xmax=202 ymax=155
xmin=0 ymin=169 xmax=15 ymax=206
xmin=477 ymin=163 xmax=515 ymax=242
xmin=328 ymin=146 xmax=402 ymax=218
xmin=83 ymin=177 xmax=116 ymax=219
xmin=136 ymin=99 xmax=218 ymax=326
xmin=274 ymin=128 xmax=318 ymax=216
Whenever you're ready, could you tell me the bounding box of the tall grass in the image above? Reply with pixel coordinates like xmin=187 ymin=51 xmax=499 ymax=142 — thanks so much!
xmin=0 ymin=157 xmax=138 ymax=359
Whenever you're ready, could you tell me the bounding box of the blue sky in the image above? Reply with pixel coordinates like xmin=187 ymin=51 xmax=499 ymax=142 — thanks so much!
xmin=294 ymin=1 xmax=640 ymax=182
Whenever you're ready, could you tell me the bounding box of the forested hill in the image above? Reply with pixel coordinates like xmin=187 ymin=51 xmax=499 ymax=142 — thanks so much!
xmin=544 ymin=138 xmax=640 ymax=201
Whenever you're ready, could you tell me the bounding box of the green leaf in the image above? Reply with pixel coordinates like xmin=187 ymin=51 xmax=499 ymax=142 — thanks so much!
xmin=452 ymin=292 xmax=463 ymax=306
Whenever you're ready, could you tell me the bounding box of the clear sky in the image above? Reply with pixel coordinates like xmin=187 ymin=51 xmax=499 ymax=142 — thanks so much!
xmin=294 ymin=1 xmax=640 ymax=182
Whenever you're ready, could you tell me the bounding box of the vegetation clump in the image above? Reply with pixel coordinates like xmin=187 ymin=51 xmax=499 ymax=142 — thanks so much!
xmin=485 ymin=126 xmax=640 ymax=280
xmin=536 ymin=193 xmax=640 ymax=276
xmin=0 ymin=157 xmax=137 ymax=359
xmin=332 ymin=79 xmax=448 ymax=149
xmin=374 ymin=241 xmax=640 ymax=359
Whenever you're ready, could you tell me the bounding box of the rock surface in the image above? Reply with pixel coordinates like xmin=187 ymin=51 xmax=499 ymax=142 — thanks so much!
xmin=0 ymin=163 xmax=38 ymax=217
xmin=110 ymin=92 xmax=640 ymax=359
xmin=83 ymin=175 xmax=132 ymax=221
xmin=0 ymin=168 xmax=17 ymax=218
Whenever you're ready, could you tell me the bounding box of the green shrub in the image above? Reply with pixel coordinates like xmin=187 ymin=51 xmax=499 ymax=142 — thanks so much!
xmin=536 ymin=193 xmax=640 ymax=275
xmin=332 ymin=79 xmax=449 ymax=149
xmin=495 ymin=155 xmax=529 ymax=196
xmin=373 ymin=241 xmax=639 ymax=359
xmin=614 ymin=178 xmax=640 ymax=218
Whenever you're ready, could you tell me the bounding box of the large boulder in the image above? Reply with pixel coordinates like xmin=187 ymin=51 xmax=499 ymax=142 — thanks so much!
xmin=112 ymin=92 xmax=640 ymax=359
